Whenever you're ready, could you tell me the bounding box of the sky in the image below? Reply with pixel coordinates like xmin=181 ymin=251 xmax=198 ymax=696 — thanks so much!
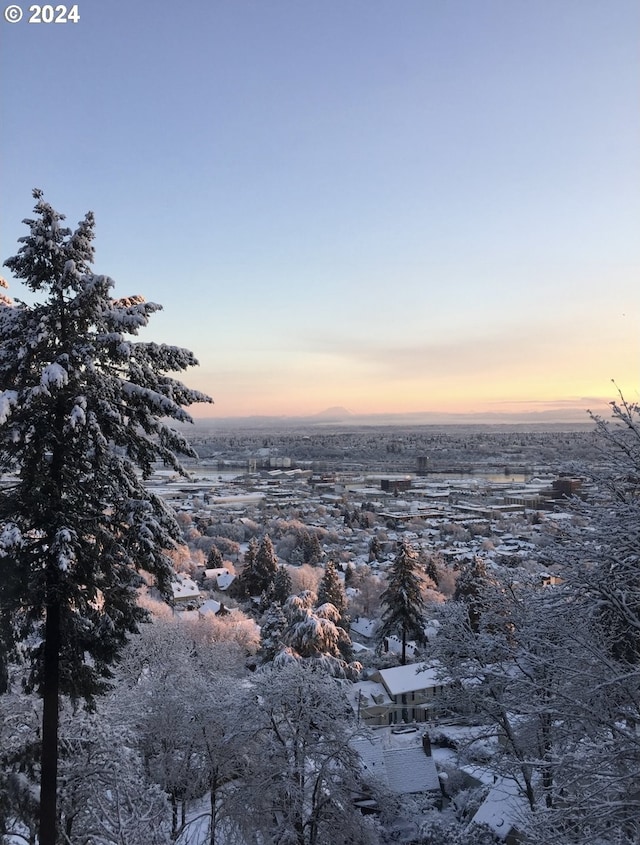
xmin=1 ymin=0 xmax=638 ymax=422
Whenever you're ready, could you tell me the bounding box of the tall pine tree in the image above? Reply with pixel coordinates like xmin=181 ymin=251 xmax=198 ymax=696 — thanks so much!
xmin=316 ymin=560 xmax=348 ymax=626
xmin=236 ymin=537 xmax=259 ymax=597
xmin=206 ymin=544 xmax=224 ymax=569
xmin=273 ymin=564 xmax=293 ymax=605
xmin=254 ymin=534 xmax=278 ymax=594
xmin=378 ymin=540 xmax=427 ymax=664
xmin=0 ymin=192 xmax=211 ymax=845
xmin=453 ymin=557 xmax=492 ymax=633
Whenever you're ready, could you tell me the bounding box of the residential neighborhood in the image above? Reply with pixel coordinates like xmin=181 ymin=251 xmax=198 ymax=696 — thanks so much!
xmin=86 ymin=418 xmax=629 ymax=845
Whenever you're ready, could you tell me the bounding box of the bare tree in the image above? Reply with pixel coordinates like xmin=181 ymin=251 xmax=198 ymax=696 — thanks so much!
xmin=236 ymin=663 xmax=381 ymax=845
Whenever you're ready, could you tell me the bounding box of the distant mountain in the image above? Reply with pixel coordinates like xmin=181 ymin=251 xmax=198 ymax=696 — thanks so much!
xmin=189 ymin=407 xmax=595 ymax=432
xmin=311 ymin=406 xmax=353 ymax=420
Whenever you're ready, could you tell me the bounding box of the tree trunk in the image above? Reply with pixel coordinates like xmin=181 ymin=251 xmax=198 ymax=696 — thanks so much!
xmin=39 ymin=596 xmax=61 ymax=845
xmin=171 ymin=793 xmax=178 ymax=839
xmin=541 ymin=710 xmax=555 ymax=808
xmin=210 ymin=770 xmax=224 ymax=845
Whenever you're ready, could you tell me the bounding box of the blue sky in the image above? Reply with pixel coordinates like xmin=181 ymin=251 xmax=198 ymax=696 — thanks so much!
xmin=1 ymin=0 xmax=638 ymax=419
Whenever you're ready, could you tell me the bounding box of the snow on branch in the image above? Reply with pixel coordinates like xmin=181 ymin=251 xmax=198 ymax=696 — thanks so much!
xmin=0 ymin=390 xmax=19 ymax=425
xmin=40 ymin=362 xmax=69 ymax=392
xmin=0 ymin=523 xmax=23 ymax=556
xmin=52 ymin=527 xmax=77 ymax=573
xmin=0 ymin=276 xmax=12 ymax=306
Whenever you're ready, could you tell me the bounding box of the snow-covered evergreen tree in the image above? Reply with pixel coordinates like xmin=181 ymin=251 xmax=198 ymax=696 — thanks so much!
xmin=237 ymin=534 xmax=278 ymax=600
xmin=206 ymin=544 xmax=224 ymax=569
xmin=298 ymin=528 xmax=324 ymax=564
xmin=316 ymin=559 xmax=348 ymax=625
xmin=280 ymin=591 xmax=359 ymax=678
xmin=273 ymin=563 xmax=293 ymax=605
xmin=377 ymin=540 xmax=427 ymax=664
xmin=368 ymin=535 xmax=383 ymax=562
xmin=235 ymin=537 xmax=259 ymax=597
xmin=254 ymin=533 xmax=278 ymax=593
xmin=0 ymin=192 xmax=211 ymax=844
xmin=258 ymin=602 xmax=288 ymax=664
xmin=452 ymin=557 xmax=492 ymax=632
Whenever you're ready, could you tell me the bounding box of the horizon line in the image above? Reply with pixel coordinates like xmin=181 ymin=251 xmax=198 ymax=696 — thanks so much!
xmin=186 ymin=407 xmax=599 ymax=428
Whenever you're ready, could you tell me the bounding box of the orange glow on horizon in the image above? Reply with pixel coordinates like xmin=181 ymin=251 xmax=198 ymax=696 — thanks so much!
xmin=186 ymin=390 xmax=622 ymax=421
xmin=183 ymin=363 xmax=637 ymax=421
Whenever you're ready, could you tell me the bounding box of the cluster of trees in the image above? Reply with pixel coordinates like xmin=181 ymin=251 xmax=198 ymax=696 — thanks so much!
xmin=1 ymin=621 xmax=384 ymax=844
xmin=432 ymin=395 xmax=640 ymax=844
xmin=175 ymin=512 xmax=342 ymax=577
xmin=256 ymin=558 xmax=361 ymax=680
xmin=234 ymin=534 xmax=279 ymax=598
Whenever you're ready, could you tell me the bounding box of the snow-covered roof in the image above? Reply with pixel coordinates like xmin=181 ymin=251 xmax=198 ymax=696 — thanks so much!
xmin=205 ymin=567 xmax=230 ymax=579
xmin=378 ymin=663 xmax=444 ymax=696
xmin=347 ymin=681 xmax=392 ymax=712
xmin=471 ymin=776 xmax=528 ymax=839
xmin=380 ymin=634 xmax=418 ymax=659
xmin=351 ymin=736 xmax=440 ymax=794
xmin=351 ymin=736 xmax=387 ymax=780
xmin=204 ymin=567 xmax=236 ymax=590
xmin=216 ymin=572 xmax=235 ymax=591
xmin=171 ymin=574 xmax=200 ymax=601
xmin=383 ymin=746 xmax=440 ymax=793
xmin=350 ymin=616 xmax=378 ymax=639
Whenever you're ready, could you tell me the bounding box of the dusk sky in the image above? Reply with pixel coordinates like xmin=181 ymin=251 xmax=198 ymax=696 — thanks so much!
xmin=1 ymin=1 xmax=638 ymax=421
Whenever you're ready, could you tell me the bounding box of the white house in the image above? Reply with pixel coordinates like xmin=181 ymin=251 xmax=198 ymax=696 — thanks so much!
xmin=374 ymin=663 xmax=447 ymax=724
xmin=348 ymin=664 xmax=449 ymax=726
xmin=171 ymin=573 xmax=200 ymax=604
xmin=348 ymin=680 xmax=393 ymax=726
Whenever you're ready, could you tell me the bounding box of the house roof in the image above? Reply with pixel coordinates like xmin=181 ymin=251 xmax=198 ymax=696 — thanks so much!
xmin=471 ymin=776 xmax=528 ymax=840
xmin=383 ymin=746 xmax=440 ymax=793
xmin=382 ymin=634 xmax=419 ymax=659
xmin=347 ymin=681 xmax=392 ymax=714
xmin=351 ymin=736 xmax=440 ymax=794
xmin=350 ymin=616 xmax=378 ymax=639
xmin=216 ymin=572 xmax=235 ymax=590
xmin=378 ymin=663 xmax=443 ymax=696
xmin=199 ymin=599 xmax=221 ymax=615
xmin=205 ymin=567 xmax=230 ymax=579
xmin=350 ymin=736 xmax=387 ymax=781
xmin=171 ymin=574 xmax=200 ymax=601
